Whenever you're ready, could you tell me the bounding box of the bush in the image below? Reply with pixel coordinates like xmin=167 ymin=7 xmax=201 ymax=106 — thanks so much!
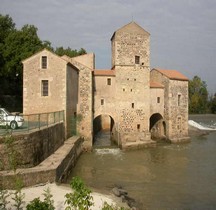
xmin=26 ymin=198 xmax=50 ymax=210
xmin=64 ymin=176 xmax=94 ymax=210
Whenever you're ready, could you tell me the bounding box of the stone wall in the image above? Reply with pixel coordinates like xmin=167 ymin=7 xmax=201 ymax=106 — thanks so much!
xmin=93 ymin=74 xmax=116 ymax=119
xmin=0 ymin=136 xmax=83 ymax=189
xmin=0 ymin=123 xmax=65 ymax=170
xmin=23 ymin=50 xmax=67 ymax=115
xmin=110 ymin=22 xmax=152 ymax=148
xmin=70 ymin=59 xmax=93 ymax=150
xmin=166 ymin=80 xmax=189 ymax=141
xmin=111 ymin=22 xmax=150 ymax=68
xmin=150 ymin=88 xmax=164 ymax=116
xmin=150 ymin=69 xmax=189 ymax=141
xmin=66 ymin=65 xmax=79 ymax=137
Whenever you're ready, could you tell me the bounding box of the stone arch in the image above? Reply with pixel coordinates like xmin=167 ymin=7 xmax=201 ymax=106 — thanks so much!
xmin=93 ymin=114 xmax=115 ymax=147
xmin=149 ymin=113 xmax=166 ymax=140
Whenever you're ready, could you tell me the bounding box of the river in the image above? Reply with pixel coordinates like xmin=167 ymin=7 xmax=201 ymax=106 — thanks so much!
xmin=67 ymin=115 xmax=216 ymax=210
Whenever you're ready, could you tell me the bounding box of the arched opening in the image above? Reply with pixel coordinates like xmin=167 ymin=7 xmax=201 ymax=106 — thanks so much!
xmin=93 ymin=115 xmax=116 ymax=147
xmin=150 ymin=113 xmax=166 ymax=141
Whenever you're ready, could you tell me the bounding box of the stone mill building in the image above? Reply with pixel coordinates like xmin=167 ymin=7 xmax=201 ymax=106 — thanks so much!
xmin=22 ymin=21 xmax=189 ymax=150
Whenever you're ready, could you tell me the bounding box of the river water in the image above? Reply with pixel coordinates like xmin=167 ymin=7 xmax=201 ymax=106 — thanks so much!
xmin=68 ymin=115 xmax=216 ymax=210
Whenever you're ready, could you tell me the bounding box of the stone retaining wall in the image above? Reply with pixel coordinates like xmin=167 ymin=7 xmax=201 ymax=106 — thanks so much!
xmin=0 ymin=136 xmax=83 ymax=189
xmin=0 ymin=123 xmax=65 ymax=170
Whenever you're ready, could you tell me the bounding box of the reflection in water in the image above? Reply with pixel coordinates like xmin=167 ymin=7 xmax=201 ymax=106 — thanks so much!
xmin=68 ymin=116 xmax=216 ymax=210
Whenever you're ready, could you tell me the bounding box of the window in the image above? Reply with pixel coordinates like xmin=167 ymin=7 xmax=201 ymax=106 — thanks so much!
xmin=41 ymin=80 xmax=49 ymax=96
xmin=107 ymin=78 xmax=111 ymax=85
xmin=157 ymin=97 xmax=160 ymax=103
xmin=178 ymin=94 xmax=181 ymax=106
xmin=131 ymin=89 xmax=133 ymax=92
xmin=135 ymin=56 xmax=140 ymax=64
xmin=177 ymin=117 xmax=181 ymax=129
xmin=132 ymin=103 xmax=134 ymax=108
xmin=123 ymin=88 xmax=125 ymax=92
xmin=137 ymin=124 xmax=140 ymax=131
xmin=41 ymin=56 xmax=47 ymax=69
xmin=101 ymin=99 xmax=104 ymax=105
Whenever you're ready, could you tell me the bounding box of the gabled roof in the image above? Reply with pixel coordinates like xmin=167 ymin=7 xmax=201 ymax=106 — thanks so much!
xmin=152 ymin=68 xmax=189 ymax=81
xmin=111 ymin=21 xmax=150 ymax=40
xmin=150 ymin=81 xmax=164 ymax=88
xmin=22 ymin=48 xmax=53 ymax=63
xmin=93 ymin=70 xmax=115 ymax=76
xmin=22 ymin=48 xmax=79 ymax=72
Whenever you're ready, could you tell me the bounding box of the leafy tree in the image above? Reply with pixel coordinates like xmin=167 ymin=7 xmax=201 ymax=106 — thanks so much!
xmin=189 ymin=76 xmax=209 ymax=114
xmin=0 ymin=14 xmax=16 ymax=97
xmin=55 ymin=46 xmax=86 ymax=57
xmin=209 ymin=93 xmax=216 ymax=114
xmin=0 ymin=14 xmax=87 ymax=111
xmin=2 ymin=25 xmax=45 ymax=95
xmin=0 ymin=14 xmax=15 ymax=43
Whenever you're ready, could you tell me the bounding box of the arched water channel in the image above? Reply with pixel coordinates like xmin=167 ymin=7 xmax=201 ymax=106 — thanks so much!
xmin=67 ymin=115 xmax=216 ymax=210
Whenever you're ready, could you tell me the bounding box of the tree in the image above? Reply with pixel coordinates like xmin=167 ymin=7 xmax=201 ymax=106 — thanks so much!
xmin=0 ymin=14 xmax=16 ymax=95
xmin=189 ymin=76 xmax=208 ymax=114
xmin=209 ymin=93 xmax=216 ymax=114
xmin=55 ymin=46 xmax=86 ymax=57
xmin=0 ymin=14 xmax=87 ymax=111
xmin=2 ymin=24 xmax=46 ymax=97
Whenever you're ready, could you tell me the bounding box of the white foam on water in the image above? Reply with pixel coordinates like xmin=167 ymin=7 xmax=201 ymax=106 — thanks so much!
xmin=94 ymin=148 xmax=122 ymax=155
xmin=188 ymin=120 xmax=216 ymax=131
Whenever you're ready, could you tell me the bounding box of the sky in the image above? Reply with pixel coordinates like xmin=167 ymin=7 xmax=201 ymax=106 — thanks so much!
xmin=0 ymin=0 xmax=216 ymax=94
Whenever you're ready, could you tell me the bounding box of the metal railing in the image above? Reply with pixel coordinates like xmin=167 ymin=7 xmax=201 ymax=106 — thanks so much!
xmin=0 ymin=110 xmax=64 ymax=135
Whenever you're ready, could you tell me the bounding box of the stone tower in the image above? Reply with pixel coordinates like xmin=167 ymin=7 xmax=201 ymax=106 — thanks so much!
xmin=111 ymin=22 xmax=153 ymax=148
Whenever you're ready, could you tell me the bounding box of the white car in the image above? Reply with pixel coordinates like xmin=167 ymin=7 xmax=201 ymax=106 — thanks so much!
xmin=0 ymin=108 xmax=24 ymax=129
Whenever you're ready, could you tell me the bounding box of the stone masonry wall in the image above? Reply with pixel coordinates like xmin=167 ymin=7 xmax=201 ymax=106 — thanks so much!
xmin=70 ymin=60 xmax=93 ymax=150
xmin=0 ymin=123 xmax=65 ymax=170
xmin=167 ymin=80 xmax=188 ymax=141
xmin=150 ymin=70 xmax=189 ymax=141
xmin=23 ymin=50 xmax=67 ymax=115
xmin=150 ymin=88 xmax=164 ymax=116
xmin=66 ymin=65 xmax=79 ymax=137
xmin=93 ymin=75 xmax=116 ymax=119
xmin=111 ymin=23 xmax=152 ymax=147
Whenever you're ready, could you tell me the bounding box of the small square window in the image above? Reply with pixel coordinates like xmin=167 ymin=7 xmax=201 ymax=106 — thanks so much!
xmin=41 ymin=56 xmax=47 ymax=69
xmin=157 ymin=97 xmax=160 ymax=103
xmin=101 ymin=99 xmax=104 ymax=105
xmin=41 ymin=80 xmax=49 ymax=96
xmin=107 ymin=78 xmax=111 ymax=85
xmin=135 ymin=56 xmax=140 ymax=64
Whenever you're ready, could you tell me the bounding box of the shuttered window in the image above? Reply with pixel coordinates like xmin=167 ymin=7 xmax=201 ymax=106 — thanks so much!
xmin=41 ymin=80 xmax=49 ymax=96
xmin=41 ymin=56 xmax=47 ymax=69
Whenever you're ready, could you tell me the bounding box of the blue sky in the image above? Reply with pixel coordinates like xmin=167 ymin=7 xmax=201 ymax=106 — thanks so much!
xmin=1 ymin=0 xmax=215 ymax=94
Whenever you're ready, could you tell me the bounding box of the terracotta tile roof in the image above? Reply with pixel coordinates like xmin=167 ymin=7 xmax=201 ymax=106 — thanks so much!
xmin=150 ymin=81 xmax=164 ymax=88
xmin=93 ymin=70 xmax=115 ymax=76
xmin=152 ymin=68 xmax=189 ymax=81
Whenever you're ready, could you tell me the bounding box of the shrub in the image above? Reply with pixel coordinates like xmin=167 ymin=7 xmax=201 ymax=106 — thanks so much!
xmin=26 ymin=198 xmax=50 ymax=210
xmin=64 ymin=176 xmax=94 ymax=210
